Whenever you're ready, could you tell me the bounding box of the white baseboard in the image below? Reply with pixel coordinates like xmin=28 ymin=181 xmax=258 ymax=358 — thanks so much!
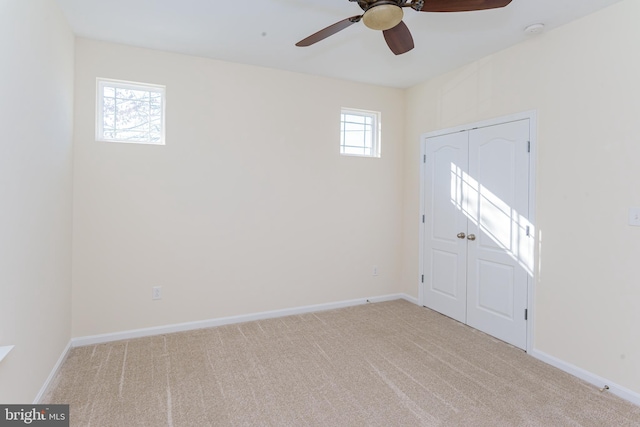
xmin=399 ymin=293 xmax=419 ymax=305
xmin=71 ymin=293 xmax=415 ymax=348
xmin=34 ymin=340 xmax=72 ymax=404
xmin=530 ymin=349 xmax=640 ymax=407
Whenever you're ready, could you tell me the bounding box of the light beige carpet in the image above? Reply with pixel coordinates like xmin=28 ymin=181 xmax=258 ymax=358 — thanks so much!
xmin=44 ymin=300 xmax=640 ymax=426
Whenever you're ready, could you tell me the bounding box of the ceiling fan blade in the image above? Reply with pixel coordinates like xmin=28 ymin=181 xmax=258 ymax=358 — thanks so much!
xmin=296 ymin=16 xmax=362 ymax=47
xmin=420 ymin=0 xmax=512 ymax=12
xmin=383 ymin=21 xmax=414 ymax=55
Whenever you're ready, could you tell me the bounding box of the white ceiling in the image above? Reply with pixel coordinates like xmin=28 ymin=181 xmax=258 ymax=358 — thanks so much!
xmin=55 ymin=0 xmax=623 ymax=88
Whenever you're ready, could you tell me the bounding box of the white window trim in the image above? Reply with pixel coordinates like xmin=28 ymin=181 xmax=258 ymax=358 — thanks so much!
xmin=340 ymin=108 xmax=381 ymax=158
xmin=96 ymin=78 xmax=166 ymax=145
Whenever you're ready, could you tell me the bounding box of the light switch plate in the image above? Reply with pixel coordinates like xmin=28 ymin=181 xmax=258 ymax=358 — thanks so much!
xmin=629 ymin=207 xmax=640 ymax=226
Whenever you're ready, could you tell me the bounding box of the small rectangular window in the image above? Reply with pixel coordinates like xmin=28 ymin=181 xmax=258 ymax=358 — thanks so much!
xmin=96 ymin=78 xmax=166 ymax=145
xmin=340 ymin=108 xmax=380 ymax=157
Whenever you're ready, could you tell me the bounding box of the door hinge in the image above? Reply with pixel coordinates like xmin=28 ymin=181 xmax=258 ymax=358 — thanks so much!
xmin=526 ymin=225 xmax=530 ymax=237
xmin=421 ymin=275 xmax=424 ymax=283
xmin=527 ymin=141 xmax=531 ymax=153
xmin=422 ymin=215 xmax=425 ymax=223
xmin=525 ymin=309 xmax=528 ymax=320
xmin=423 ymin=154 xmax=426 ymax=163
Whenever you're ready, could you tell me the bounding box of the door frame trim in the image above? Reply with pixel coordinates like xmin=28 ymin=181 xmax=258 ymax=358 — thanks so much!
xmin=418 ymin=110 xmax=537 ymax=353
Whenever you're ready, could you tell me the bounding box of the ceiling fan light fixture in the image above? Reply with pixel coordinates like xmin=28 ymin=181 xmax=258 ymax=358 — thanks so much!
xmin=362 ymin=4 xmax=404 ymax=31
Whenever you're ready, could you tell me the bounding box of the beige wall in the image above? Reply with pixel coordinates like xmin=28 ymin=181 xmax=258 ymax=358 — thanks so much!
xmin=402 ymin=0 xmax=640 ymax=394
xmin=71 ymin=39 xmax=405 ymax=337
xmin=0 ymin=0 xmax=74 ymax=402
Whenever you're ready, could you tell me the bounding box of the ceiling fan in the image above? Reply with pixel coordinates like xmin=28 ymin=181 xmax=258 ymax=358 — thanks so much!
xmin=296 ymin=0 xmax=513 ymax=55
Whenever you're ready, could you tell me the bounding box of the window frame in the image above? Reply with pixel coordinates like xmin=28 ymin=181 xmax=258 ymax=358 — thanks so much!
xmin=340 ymin=108 xmax=381 ymax=158
xmin=96 ymin=78 xmax=166 ymax=145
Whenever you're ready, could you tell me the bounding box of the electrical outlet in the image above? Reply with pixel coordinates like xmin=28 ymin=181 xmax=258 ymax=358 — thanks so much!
xmin=629 ymin=207 xmax=640 ymax=226
xmin=152 ymin=286 xmax=162 ymax=300
xmin=373 ymin=266 xmax=379 ymax=276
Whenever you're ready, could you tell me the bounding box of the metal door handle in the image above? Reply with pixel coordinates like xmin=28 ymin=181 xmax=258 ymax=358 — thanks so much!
xmin=467 ymin=234 xmax=476 ymax=241
xmin=457 ymin=232 xmax=466 ymax=239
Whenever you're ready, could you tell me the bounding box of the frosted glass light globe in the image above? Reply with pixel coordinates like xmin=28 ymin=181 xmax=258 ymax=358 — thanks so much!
xmin=362 ymin=4 xmax=404 ymax=31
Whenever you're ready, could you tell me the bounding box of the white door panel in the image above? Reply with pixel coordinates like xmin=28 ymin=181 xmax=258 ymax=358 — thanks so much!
xmin=476 ymin=260 xmax=515 ymax=319
xmin=467 ymin=119 xmax=530 ymax=349
xmin=423 ymin=119 xmax=531 ymax=350
xmin=431 ymin=250 xmax=460 ymax=298
xmin=423 ymin=132 xmax=468 ymax=324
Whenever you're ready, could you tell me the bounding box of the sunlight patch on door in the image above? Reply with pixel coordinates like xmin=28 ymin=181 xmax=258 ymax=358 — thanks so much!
xmin=450 ymin=162 xmax=534 ymax=276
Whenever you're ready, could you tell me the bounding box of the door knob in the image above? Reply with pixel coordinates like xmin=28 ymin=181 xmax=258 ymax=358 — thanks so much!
xmin=467 ymin=234 xmax=476 ymax=241
xmin=457 ymin=232 xmax=466 ymax=239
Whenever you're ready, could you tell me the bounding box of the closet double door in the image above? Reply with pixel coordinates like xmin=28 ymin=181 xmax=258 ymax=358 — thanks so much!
xmin=422 ymin=119 xmax=532 ymax=350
